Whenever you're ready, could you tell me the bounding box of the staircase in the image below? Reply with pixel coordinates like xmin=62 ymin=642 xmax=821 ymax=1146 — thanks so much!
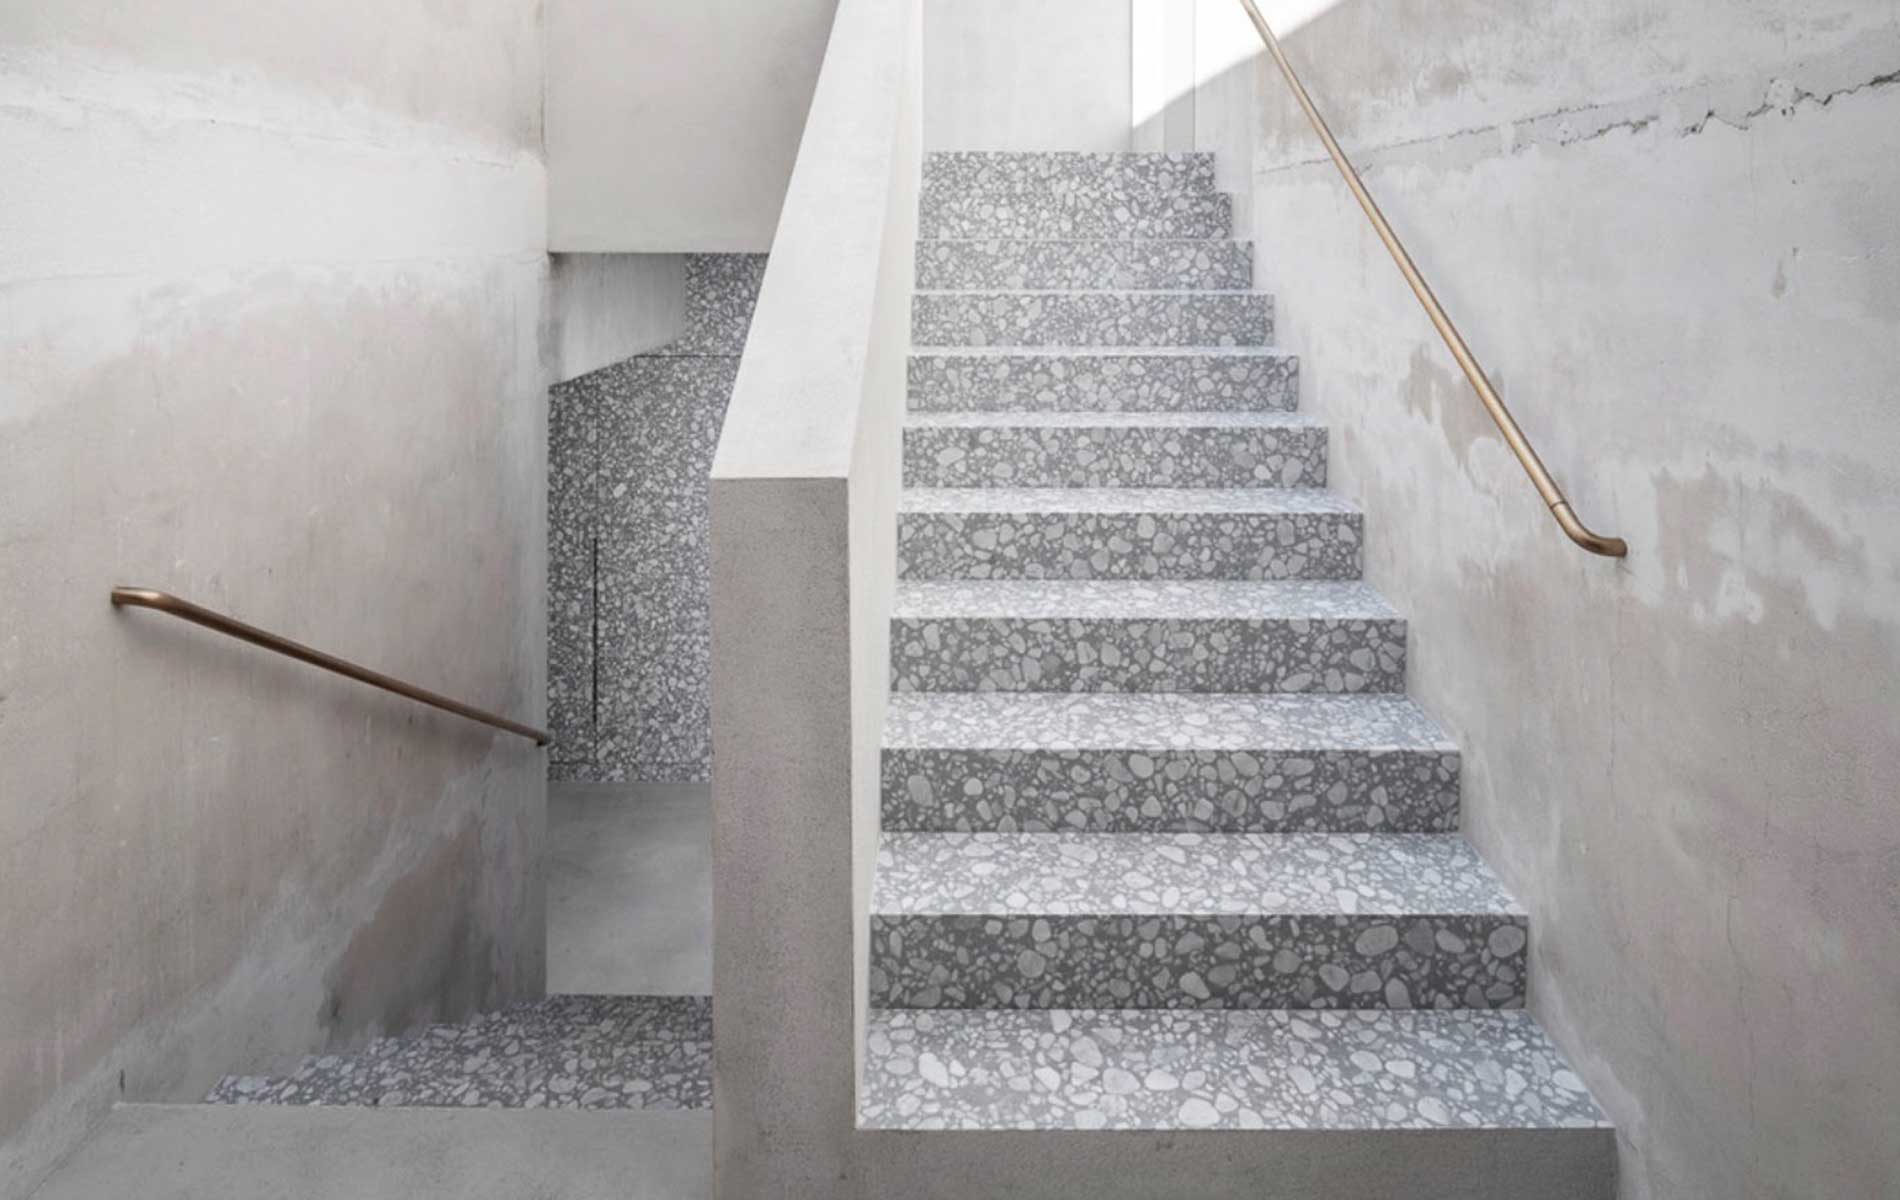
xmin=856 ymin=151 xmax=1614 ymax=1193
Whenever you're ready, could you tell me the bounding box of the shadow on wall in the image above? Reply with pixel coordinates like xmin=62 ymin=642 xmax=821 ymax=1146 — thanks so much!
xmin=547 ymin=255 xmax=768 ymax=786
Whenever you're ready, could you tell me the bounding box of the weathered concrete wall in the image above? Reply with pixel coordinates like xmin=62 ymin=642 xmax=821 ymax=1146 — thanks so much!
xmin=1241 ymin=2 xmax=1900 ymax=1196
xmin=710 ymin=0 xmax=918 ymax=1191
xmin=924 ymin=0 xmax=1133 ymax=152
xmin=0 ymin=4 xmax=550 ymax=1192
xmin=546 ymin=0 xmax=840 ymax=253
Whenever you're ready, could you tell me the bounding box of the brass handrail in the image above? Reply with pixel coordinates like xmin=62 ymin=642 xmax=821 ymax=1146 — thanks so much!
xmin=1235 ymin=0 xmax=1627 ymax=558
xmin=111 ymin=587 xmax=551 ymax=745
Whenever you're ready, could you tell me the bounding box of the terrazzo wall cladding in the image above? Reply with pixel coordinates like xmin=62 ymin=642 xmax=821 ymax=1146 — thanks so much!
xmin=907 ymin=350 xmax=1300 ymax=413
xmin=895 ymin=496 xmax=1365 ymax=581
xmin=902 ymin=414 xmax=1327 ymax=489
xmin=915 ymin=239 xmax=1254 ymax=291
xmin=912 ymin=291 xmax=1272 ymax=348
xmin=548 ymin=254 xmax=765 ymax=782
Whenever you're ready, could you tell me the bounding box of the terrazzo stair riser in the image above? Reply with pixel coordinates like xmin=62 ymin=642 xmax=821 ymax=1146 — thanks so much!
xmin=923 ymin=151 xmax=1218 ymax=197
xmin=880 ymin=692 xmax=1459 ymax=835
xmin=889 ymin=612 xmax=1406 ymax=694
xmin=916 ymin=240 xmax=1253 ymax=291
xmin=913 ymin=292 xmax=1271 ymax=349
xmin=882 ymin=743 xmax=1460 ymax=834
xmin=920 ymin=191 xmax=1233 ymax=240
xmin=871 ymin=912 xmax=1524 ymax=1011
xmin=897 ymin=494 xmax=1363 ymax=582
xmin=908 ymin=350 xmax=1300 ymax=414
xmin=860 ymin=1008 xmax=1608 ymax=1132
xmin=902 ymin=416 xmax=1326 ymax=490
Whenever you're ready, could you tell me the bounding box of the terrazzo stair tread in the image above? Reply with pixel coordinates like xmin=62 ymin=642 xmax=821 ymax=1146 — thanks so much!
xmin=902 ymin=411 xmax=1327 ymax=489
xmin=206 ymin=995 xmax=712 ymax=1111
xmin=872 ymin=832 xmax=1518 ymax=919
xmin=919 ymin=191 xmax=1234 ymax=241
xmin=913 ymin=290 xmax=1272 ymax=349
xmin=858 ymin=1007 xmax=1610 ymax=1132
xmin=915 ymin=238 xmax=1253 ymax=291
xmin=890 ymin=580 xmax=1406 ymax=694
xmin=869 ymin=833 xmax=1527 ymax=1009
xmin=923 ymin=150 xmax=1219 ymax=194
xmin=869 ymin=833 xmax=1528 ymax=1009
xmin=879 ymin=692 xmax=1460 ymax=835
xmin=908 ymin=348 xmax=1301 ymax=415
xmin=898 ymin=487 xmax=1364 ymax=582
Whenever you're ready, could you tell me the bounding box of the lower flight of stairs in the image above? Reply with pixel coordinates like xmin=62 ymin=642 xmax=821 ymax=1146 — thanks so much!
xmin=856 ymin=150 xmax=1614 ymax=1195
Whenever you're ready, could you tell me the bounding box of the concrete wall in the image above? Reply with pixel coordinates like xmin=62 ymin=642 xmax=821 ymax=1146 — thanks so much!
xmin=709 ymin=0 xmax=919 ymax=1191
xmin=0 ymin=4 xmax=550 ymax=1192
xmin=924 ymin=0 xmax=1132 ymax=152
xmin=548 ymin=254 xmax=687 ymax=383
xmin=1239 ymin=2 xmax=1900 ymax=1195
xmin=546 ymin=0 xmax=840 ymax=253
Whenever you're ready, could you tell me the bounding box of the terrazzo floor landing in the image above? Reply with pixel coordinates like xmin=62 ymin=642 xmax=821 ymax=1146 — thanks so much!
xmin=208 ymin=785 xmax=714 ymax=1114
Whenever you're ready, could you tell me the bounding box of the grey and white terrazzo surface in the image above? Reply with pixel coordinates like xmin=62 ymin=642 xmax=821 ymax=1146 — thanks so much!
xmin=881 ymin=692 xmax=1461 ymax=834
xmin=658 ymin=254 xmax=768 ymax=357
xmin=903 ymin=411 xmax=1327 ymax=489
xmin=889 ymin=579 xmax=1406 ymax=695
xmin=207 ymin=996 xmax=712 ymax=1111
xmin=916 ymin=239 xmax=1254 ymax=291
xmin=908 ymin=348 xmax=1300 ymax=413
xmin=871 ymin=832 xmax=1521 ymax=918
xmin=897 ymin=487 xmax=1364 ymax=582
xmin=859 ymin=1008 xmax=1607 ymax=1131
xmin=548 ymin=254 xmax=764 ymax=782
xmin=869 ymin=833 xmax=1525 ymax=1011
xmin=921 ymin=151 xmax=1220 ymax=197
xmin=912 ymin=290 xmax=1272 ymax=348
xmin=919 ymin=190 xmax=1234 ymax=241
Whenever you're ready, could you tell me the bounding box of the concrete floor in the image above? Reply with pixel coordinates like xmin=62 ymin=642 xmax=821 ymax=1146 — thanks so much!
xmin=549 ymin=781 xmax=712 ymax=996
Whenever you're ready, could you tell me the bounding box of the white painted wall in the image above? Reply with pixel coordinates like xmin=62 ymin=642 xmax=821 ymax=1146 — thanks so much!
xmin=0 ymin=3 xmax=550 ymax=1191
xmin=923 ymin=0 xmax=1133 ymax=152
xmin=546 ymin=0 xmax=840 ymax=253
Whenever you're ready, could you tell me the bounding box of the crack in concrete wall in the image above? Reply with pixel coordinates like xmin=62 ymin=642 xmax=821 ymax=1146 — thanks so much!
xmin=1259 ymin=32 xmax=1900 ymax=175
